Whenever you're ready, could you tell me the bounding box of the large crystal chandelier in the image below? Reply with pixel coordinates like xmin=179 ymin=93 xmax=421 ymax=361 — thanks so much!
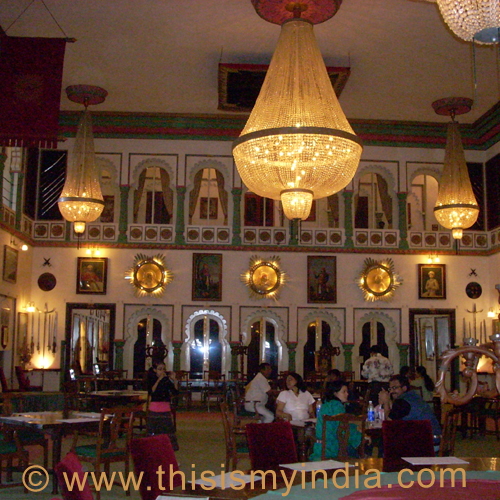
xmin=422 ymin=0 xmax=500 ymax=43
xmin=58 ymin=85 xmax=106 ymax=234
xmin=232 ymin=1 xmax=362 ymax=221
xmin=433 ymin=97 xmax=479 ymax=240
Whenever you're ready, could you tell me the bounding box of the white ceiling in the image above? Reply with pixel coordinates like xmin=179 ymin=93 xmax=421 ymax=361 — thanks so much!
xmin=1 ymin=0 xmax=498 ymax=124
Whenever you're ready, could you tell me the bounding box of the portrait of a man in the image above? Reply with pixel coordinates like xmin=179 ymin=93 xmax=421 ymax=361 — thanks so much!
xmin=418 ymin=264 xmax=446 ymax=299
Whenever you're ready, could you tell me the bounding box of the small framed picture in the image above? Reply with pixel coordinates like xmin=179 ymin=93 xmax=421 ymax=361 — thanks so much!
xmin=307 ymin=256 xmax=336 ymax=303
xmin=3 ymin=245 xmax=18 ymax=284
xmin=77 ymin=257 xmax=108 ymax=294
xmin=418 ymin=264 xmax=446 ymax=299
xmin=192 ymin=253 xmax=222 ymax=301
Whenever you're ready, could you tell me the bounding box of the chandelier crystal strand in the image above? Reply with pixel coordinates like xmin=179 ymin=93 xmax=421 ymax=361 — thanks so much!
xmin=58 ymin=108 xmax=104 ymax=232
xmin=435 ymin=0 xmax=500 ymax=43
xmin=433 ymin=121 xmax=479 ymax=239
xmin=232 ymin=17 xmax=362 ymax=221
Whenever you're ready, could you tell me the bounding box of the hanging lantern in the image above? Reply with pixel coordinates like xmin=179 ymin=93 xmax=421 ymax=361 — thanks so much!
xmin=232 ymin=1 xmax=362 ymax=221
xmin=433 ymin=97 xmax=479 ymax=240
xmin=58 ymin=85 xmax=107 ymax=234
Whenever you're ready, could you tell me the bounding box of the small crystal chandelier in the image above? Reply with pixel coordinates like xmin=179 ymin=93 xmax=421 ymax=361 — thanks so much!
xmin=232 ymin=1 xmax=362 ymax=221
xmin=58 ymin=85 xmax=107 ymax=235
xmin=433 ymin=97 xmax=479 ymax=240
xmin=424 ymin=0 xmax=500 ymax=43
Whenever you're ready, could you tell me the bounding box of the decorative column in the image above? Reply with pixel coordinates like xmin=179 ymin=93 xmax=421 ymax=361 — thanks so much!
xmin=118 ymin=185 xmax=130 ymax=243
xmin=14 ymin=171 xmax=24 ymax=230
xmin=397 ymin=344 xmax=409 ymax=370
xmin=230 ymin=343 xmax=240 ymax=374
xmin=231 ymin=188 xmax=242 ymax=245
xmin=114 ymin=340 xmax=126 ymax=371
xmin=175 ymin=186 xmax=186 ymax=245
xmin=343 ymin=190 xmax=354 ymax=248
xmin=342 ymin=343 xmax=354 ymax=372
xmin=289 ymin=219 xmax=299 ymax=246
xmin=397 ymin=192 xmax=409 ymax=250
xmin=172 ymin=341 xmax=183 ymax=372
xmin=286 ymin=342 xmax=298 ymax=372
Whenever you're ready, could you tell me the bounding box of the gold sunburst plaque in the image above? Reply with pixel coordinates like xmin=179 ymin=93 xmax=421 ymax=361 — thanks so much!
xmin=126 ymin=253 xmax=173 ymax=297
xmin=242 ymin=256 xmax=285 ymax=300
xmin=358 ymin=258 xmax=401 ymax=302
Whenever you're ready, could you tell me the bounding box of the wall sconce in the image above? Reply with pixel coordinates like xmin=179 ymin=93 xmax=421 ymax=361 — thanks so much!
xmin=10 ymin=237 xmax=28 ymax=251
xmin=85 ymin=246 xmax=101 ymax=257
xmin=427 ymin=253 xmax=440 ymax=264
xmin=25 ymin=302 xmax=36 ymax=313
xmin=487 ymin=308 xmax=499 ymax=319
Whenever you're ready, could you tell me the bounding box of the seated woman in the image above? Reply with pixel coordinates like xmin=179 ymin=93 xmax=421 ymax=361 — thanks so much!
xmin=412 ymin=366 xmax=435 ymax=404
xmin=276 ymin=372 xmax=315 ymax=421
xmin=310 ymin=379 xmax=363 ymax=460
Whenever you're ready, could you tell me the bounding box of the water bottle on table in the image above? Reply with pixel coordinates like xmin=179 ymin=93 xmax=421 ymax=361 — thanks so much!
xmin=316 ymin=398 xmax=322 ymax=419
xmin=367 ymin=400 xmax=375 ymax=423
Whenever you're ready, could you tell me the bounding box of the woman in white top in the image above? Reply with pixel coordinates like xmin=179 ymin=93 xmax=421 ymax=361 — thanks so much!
xmin=276 ymin=372 xmax=315 ymax=421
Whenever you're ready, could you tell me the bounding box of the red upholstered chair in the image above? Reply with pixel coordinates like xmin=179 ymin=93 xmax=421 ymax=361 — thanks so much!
xmin=54 ymin=452 xmax=94 ymax=500
xmin=130 ymin=435 xmax=183 ymax=500
xmin=245 ymin=421 xmax=298 ymax=472
xmin=382 ymin=419 xmax=435 ymax=460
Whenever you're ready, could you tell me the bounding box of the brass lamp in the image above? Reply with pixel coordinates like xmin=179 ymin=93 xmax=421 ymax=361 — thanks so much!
xmin=232 ymin=0 xmax=362 ymax=221
xmin=58 ymin=85 xmax=107 ymax=234
xmin=432 ymin=97 xmax=479 ymax=240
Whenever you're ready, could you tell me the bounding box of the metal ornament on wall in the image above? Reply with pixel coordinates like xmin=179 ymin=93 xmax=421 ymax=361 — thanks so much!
xmin=358 ymin=258 xmax=402 ymax=302
xmin=466 ymin=281 xmax=482 ymax=299
xmin=126 ymin=253 xmax=173 ymax=297
xmin=241 ymin=255 xmax=286 ymax=300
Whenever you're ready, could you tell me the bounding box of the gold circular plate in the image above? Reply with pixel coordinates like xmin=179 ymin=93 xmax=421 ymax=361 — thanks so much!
xmin=249 ymin=263 xmax=281 ymax=295
xmin=365 ymin=266 xmax=392 ymax=295
xmin=134 ymin=260 xmax=165 ymax=293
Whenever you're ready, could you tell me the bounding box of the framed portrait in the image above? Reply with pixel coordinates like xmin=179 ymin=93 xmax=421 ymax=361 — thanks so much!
xmin=418 ymin=263 xmax=446 ymax=299
xmin=3 ymin=245 xmax=18 ymax=284
xmin=192 ymin=253 xmax=222 ymax=301
xmin=307 ymin=256 xmax=336 ymax=303
xmin=77 ymin=257 xmax=108 ymax=294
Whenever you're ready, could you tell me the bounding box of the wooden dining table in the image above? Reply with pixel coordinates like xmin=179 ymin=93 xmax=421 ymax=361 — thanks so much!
xmin=87 ymin=389 xmax=147 ymax=411
xmin=0 ymin=410 xmax=104 ymax=494
xmin=169 ymin=457 xmax=500 ymax=500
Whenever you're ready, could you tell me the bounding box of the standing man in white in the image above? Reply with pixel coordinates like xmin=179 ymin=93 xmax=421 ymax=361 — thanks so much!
xmin=245 ymin=362 xmax=274 ymax=423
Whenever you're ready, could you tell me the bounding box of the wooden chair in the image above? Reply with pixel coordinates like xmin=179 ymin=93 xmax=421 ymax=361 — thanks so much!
xmin=220 ymin=401 xmax=249 ymax=471
xmin=71 ymin=406 xmax=139 ymax=500
xmin=341 ymin=371 xmax=355 ymax=382
xmin=410 ymin=385 xmax=424 ymax=398
xmin=0 ymin=368 xmax=14 ymax=393
xmin=0 ymin=429 xmax=29 ymax=486
xmin=479 ymin=396 xmax=500 ymax=440
xmin=14 ymin=366 xmax=42 ymax=392
xmin=55 ymin=451 xmax=94 ymax=500
xmin=174 ymin=370 xmax=192 ymax=409
xmin=245 ymin=421 xmax=297 ymax=472
xmin=202 ymin=371 xmax=226 ymax=411
xmin=321 ymin=414 xmax=366 ymax=460
xmin=439 ymin=408 xmax=460 ymax=456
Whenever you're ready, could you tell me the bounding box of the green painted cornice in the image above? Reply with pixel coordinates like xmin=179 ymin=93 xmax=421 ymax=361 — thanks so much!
xmin=59 ymin=101 xmax=500 ymax=150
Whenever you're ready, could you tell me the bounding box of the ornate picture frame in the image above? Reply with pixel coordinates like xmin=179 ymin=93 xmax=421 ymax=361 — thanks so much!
xmin=307 ymin=256 xmax=336 ymax=303
xmin=418 ymin=263 xmax=446 ymax=299
xmin=77 ymin=257 xmax=108 ymax=294
xmin=192 ymin=253 xmax=222 ymax=301
xmin=3 ymin=245 xmax=18 ymax=284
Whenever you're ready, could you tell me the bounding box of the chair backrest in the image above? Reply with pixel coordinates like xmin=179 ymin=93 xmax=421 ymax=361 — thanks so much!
xmin=55 ymin=452 xmax=94 ymax=500
xmin=98 ymin=406 xmax=138 ymax=454
xmin=321 ymin=413 xmax=366 ymax=460
xmin=382 ymin=419 xmax=435 ymax=459
xmin=439 ymin=409 xmax=460 ymax=457
xmin=0 ymin=367 xmax=10 ymax=392
xmin=341 ymin=371 xmax=355 ymax=382
xmin=219 ymin=401 xmax=235 ymax=452
xmin=15 ymin=366 xmax=30 ymax=391
xmin=246 ymin=420 xmax=297 ymax=471
xmin=130 ymin=435 xmax=182 ymax=500
xmin=410 ymin=385 xmax=423 ymax=398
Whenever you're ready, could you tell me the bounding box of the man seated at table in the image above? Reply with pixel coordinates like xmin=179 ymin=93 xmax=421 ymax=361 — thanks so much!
xmin=245 ymin=363 xmax=274 ymax=423
xmin=379 ymin=374 xmax=441 ymax=448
